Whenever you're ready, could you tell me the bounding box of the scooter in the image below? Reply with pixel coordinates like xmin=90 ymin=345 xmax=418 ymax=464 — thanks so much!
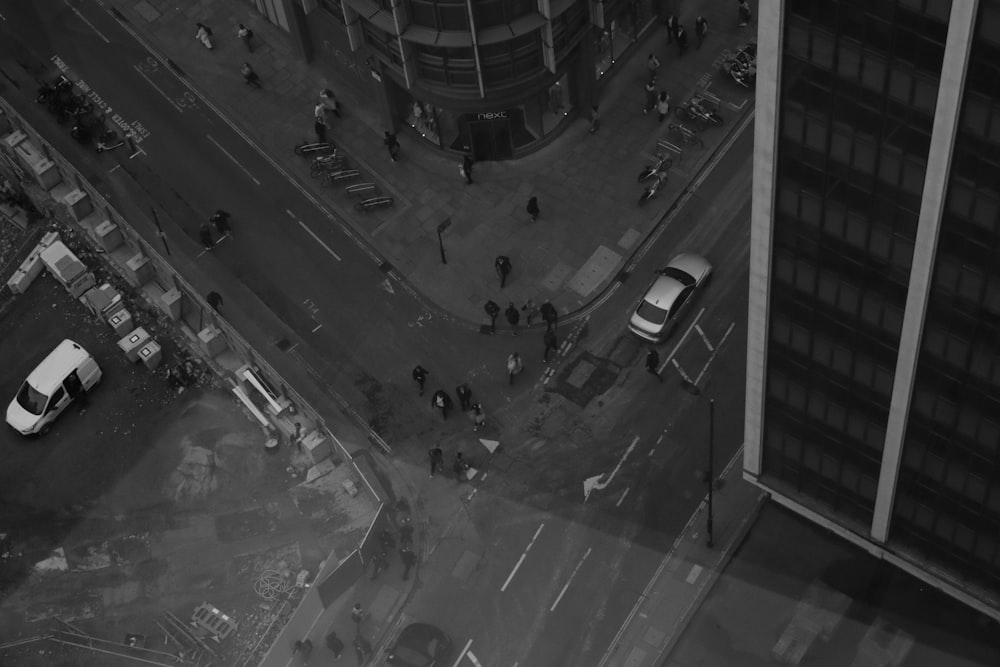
xmin=210 ymin=209 xmax=232 ymax=236
xmin=638 ymin=170 xmax=669 ymax=206
xmin=35 ymin=75 xmax=73 ymax=104
xmin=96 ymin=129 xmax=126 ymax=153
xmin=70 ymin=121 xmax=92 ymax=144
xmin=638 ymin=154 xmax=673 ymax=182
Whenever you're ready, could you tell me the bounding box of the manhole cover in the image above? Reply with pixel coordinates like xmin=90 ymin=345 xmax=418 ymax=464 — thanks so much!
xmin=566 ymin=359 xmax=596 ymax=388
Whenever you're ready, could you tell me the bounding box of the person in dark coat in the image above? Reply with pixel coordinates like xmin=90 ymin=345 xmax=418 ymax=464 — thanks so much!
xmin=199 ymin=222 xmax=214 ymax=250
xmin=384 ymin=131 xmax=400 ymax=161
xmin=455 ymin=383 xmax=472 ymax=410
xmin=462 ymin=154 xmax=474 ymax=184
xmin=206 ymin=291 xmax=224 ymax=311
xmin=676 ymin=24 xmax=688 ymax=56
xmin=505 ymin=302 xmax=520 ymax=335
xmin=431 ymin=391 xmax=452 ymax=421
xmin=664 ymin=14 xmax=677 ymax=43
xmin=540 ymin=301 xmax=559 ymax=330
xmin=543 ymin=328 xmax=559 ymax=362
xmin=495 ymin=255 xmax=512 ymax=288
xmin=644 ymin=78 xmax=657 ymax=115
xmin=400 ymin=546 xmax=417 ymax=580
xmin=428 ymin=445 xmax=444 ymax=476
xmin=314 ymin=114 xmax=328 ymax=143
xmin=695 ymin=17 xmax=708 ymax=48
xmin=645 ymin=348 xmax=662 ymax=380
xmin=324 ymin=632 xmax=344 ymax=658
xmin=484 ymin=299 xmax=500 ymax=334
xmin=527 ymin=196 xmax=540 ymax=223
xmin=241 ymin=62 xmax=261 ymax=88
xmin=412 ymin=365 xmax=429 ymax=395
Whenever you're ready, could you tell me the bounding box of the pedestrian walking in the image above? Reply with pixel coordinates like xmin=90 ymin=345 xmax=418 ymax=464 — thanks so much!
xmin=431 ymin=391 xmax=452 ymax=421
xmin=383 ymin=131 xmax=400 ymax=161
xmin=206 ymin=291 xmax=224 ymax=311
xmin=656 ymin=91 xmax=671 ymax=123
xmin=199 ymin=222 xmax=214 ymax=250
xmin=237 ymin=23 xmax=254 ymax=52
xmin=351 ymin=603 xmax=365 ymax=626
xmin=646 ymin=53 xmax=660 ymax=75
xmin=540 ymin=300 xmax=559 ymax=330
xmin=664 ymin=14 xmax=677 ymax=43
xmin=676 ymin=24 xmax=688 ymax=56
xmin=325 ymin=632 xmax=344 ymax=659
xmin=400 ymin=546 xmax=417 ymax=580
xmin=695 ymin=17 xmax=708 ymax=48
xmin=643 ymin=78 xmax=657 ymax=115
xmin=241 ymin=62 xmax=261 ymax=87
xmin=428 ymin=445 xmax=444 ymax=477
xmin=484 ymin=299 xmax=500 ymax=334
xmin=645 ymin=348 xmax=662 ymax=380
xmin=353 ymin=634 xmax=372 ymax=663
xmin=292 ymin=638 xmax=313 ymax=663
xmin=412 ymin=365 xmax=429 ymax=395
xmin=589 ymin=105 xmax=601 ymax=134
xmin=314 ymin=114 xmax=328 ymax=143
xmin=455 ymin=382 xmax=472 ymax=410
xmin=505 ymin=302 xmax=521 ymax=335
xmin=738 ymin=0 xmax=752 ymax=27
xmin=526 ymin=196 xmax=540 ymax=223
xmin=506 ymin=352 xmax=523 ymax=385
xmin=453 ymin=452 xmax=470 ymax=480
xmin=543 ymin=328 xmax=559 ymax=362
xmin=472 ymin=403 xmax=486 ymax=431
xmin=522 ymin=299 xmax=541 ymax=324
xmin=195 ymin=22 xmax=213 ymax=49
xmin=320 ymin=88 xmax=341 ymax=118
xmin=462 ymin=154 xmax=474 ymax=184
xmin=495 ymin=255 xmax=512 ymax=288
xmin=210 ymin=209 xmax=232 ymax=236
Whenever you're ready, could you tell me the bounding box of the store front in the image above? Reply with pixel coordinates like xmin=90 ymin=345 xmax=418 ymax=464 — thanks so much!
xmin=594 ymin=0 xmax=660 ymax=79
xmin=395 ymin=70 xmax=575 ymax=161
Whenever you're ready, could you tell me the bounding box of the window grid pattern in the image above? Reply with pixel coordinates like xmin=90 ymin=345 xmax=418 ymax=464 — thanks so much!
xmin=762 ymin=0 xmax=950 ymax=525
xmin=893 ymin=0 xmax=1000 ymax=591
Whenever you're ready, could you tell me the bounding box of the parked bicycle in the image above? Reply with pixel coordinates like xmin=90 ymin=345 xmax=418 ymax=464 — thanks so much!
xmin=674 ymin=97 xmax=723 ymax=129
xmin=638 ymin=153 xmax=674 ymax=182
xmin=667 ymin=123 xmax=705 ymax=150
xmin=639 ymin=170 xmax=669 ymax=206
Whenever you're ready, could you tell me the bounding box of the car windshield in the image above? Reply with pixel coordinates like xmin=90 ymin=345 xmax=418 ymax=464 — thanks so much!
xmin=636 ymin=300 xmax=669 ymax=325
xmin=661 ymin=266 xmax=695 ymax=286
xmin=15 ymin=382 xmax=47 ymax=415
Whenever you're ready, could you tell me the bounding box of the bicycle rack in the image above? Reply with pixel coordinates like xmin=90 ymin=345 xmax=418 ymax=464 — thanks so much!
xmin=322 ymin=170 xmax=361 ymax=186
xmin=355 ymin=196 xmax=394 ymax=212
xmin=657 ymin=139 xmax=684 ymax=163
xmin=346 ymin=183 xmax=379 ymax=197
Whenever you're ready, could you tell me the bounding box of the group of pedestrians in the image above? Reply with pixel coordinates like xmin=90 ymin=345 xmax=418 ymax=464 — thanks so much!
xmin=427 ymin=445 xmax=473 ymax=481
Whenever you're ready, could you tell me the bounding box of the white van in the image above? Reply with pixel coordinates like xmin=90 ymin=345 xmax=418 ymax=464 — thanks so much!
xmin=6 ymin=339 xmax=102 ymax=436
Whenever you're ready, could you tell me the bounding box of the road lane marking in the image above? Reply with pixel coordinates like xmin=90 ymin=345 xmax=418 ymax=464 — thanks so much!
xmin=131 ymin=65 xmax=182 ymax=113
xmin=500 ymin=523 xmax=545 ymax=592
xmin=550 ymin=547 xmax=592 ymax=612
xmin=286 ymin=210 xmax=341 ymax=261
xmin=63 ymin=0 xmax=110 ymax=43
xmin=694 ymin=324 xmax=714 ymax=351
xmin=615 ymin=487 xmax=630 ymax=507
xmin=685 ymin=564 xmax=703 ymax=584
xmin=657 ymin=307 xmax=704 ymax=374
xmin=452 ymin=639 xmax=474 ymax=667
xmin=583 ymin=435 xmax=639 ymax=501
xmin=207 ymin=134 xmax=261 ymax=185
xmin=692 ymin=321 xmax=736 ymax=386
xmin=670 ymin=358 xmax=694 ymax=385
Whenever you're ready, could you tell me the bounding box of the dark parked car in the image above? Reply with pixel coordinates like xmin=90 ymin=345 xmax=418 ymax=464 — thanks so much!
xmin=387 ymin=623 xmax=452 ymax=667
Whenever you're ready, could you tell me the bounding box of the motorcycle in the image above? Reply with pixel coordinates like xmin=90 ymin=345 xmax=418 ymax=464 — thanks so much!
xmin=638 ymin=153 xmax=673 ymax=183
xmin=70 ymin=121 xmax=93 ymax=144
xmin=722 ymin=59 xmax=755 ymax=88
xmin=96 ymin=129 xmax=126 ymax=153
xmin=675 ymin=97 xmax=723 ymax=127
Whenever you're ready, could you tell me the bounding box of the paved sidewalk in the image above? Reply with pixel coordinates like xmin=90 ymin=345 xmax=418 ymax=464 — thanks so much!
xmin=115 ymin=0 xmax=757 ymax=327
xmin=598 ymin=454 xmax=766 ymax=667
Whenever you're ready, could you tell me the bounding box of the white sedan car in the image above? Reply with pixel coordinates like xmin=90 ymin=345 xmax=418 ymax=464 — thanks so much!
xmin=628 ymin=253 xmax=712 ymax=343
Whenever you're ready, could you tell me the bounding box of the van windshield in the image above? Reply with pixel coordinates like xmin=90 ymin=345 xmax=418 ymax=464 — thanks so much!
xmin=16 ymin=382 xmax=47 ymax=415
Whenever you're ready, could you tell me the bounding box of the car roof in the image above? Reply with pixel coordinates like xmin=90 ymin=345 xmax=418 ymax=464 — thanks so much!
xmin=26 ymin=339 xmax=91 ymax=394
xmin=644 ymin=275 xmax=686 ymax=308
xmin=397 ymin=623 xmax=446 ymax=643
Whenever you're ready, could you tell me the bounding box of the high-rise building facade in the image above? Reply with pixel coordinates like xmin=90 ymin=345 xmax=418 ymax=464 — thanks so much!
xmin=745 ymin=0 xmax=1000 ymax=619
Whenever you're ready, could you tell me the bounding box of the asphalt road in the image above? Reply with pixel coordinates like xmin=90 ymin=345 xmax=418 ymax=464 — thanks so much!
xmin=0 ymin=3 xmax=753 ymax=664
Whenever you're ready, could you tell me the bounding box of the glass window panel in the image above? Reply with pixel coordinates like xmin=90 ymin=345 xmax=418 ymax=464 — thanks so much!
xmin=808 ymin=391 xmax=826 ymax=420
xmin=874 ymin=365 xmax=894 ymax=395
xmin=772 ymin=316 xmax=792 ymax=345
xmin=879 ymin=147 xmax=901 ymax=186
xmin=827 ymin=402 xmax=846 ymax=430
xmin=967 ymin=475 xmax=987 ymax=503
xmin=883 ymin=304 xmax=904 ymax=337
xmin=979 ymin=420 xmax=999 ymax=452
xmin=805 ymin=114 xmax=828 ymax=151
xmin=788 ymin=381 xmax=807 ymax=411
xmin=854 ymin=357 xmax=874 ymax=385
xmin=790 ymin=324 xmax=811 ymax=355
xmin=779 ymin=186 xmax=799 ymax=216
xmin=848 ymin=412 xmax=867 ymax=441
xmin=865 ymin=421 xmax=885 ymax=450
xmin=925 ymin=453 xmax=945 ymax=481
xmin=818 ymin=270 xmax=838 ymax=304
xmin=957 ymin=266 xmax=984 ymax=301
xmin=985 ymin=277 xmax=1000 ymax=315
xmin=853 ymin=136 xmax=876 ymax=174
xmin=970 ymin=342 xmax=994 ymax=380
xmin=837 ymin=281 xmax=859 ymax=314
xmin=775 ymin=251 xmax=796 ymax=285
xmin=801 ymin=193 xmax=822 ymax=226
xmin=933 ymin=398 xmax=956 ymax=426
xmin=901 ymin=157 xmax=927 ymax=196
xmin=845 ymin=212 xmax=867 ymax=248
xmin=769 ymin=372 xmax=789 ymax=400
xmin=861 ymin=51 xmax=887 ymax=90
xmin=859 ymin=476 xmax=878 ymax=500
xmin=870 ymin=225 xmax=891 ymax=261
xmin=890 ymin=235 xmax=914 ymax=271
xmin=813 ymin=336 xmax=833 ymax=365
xmin=888 ymin=68 xmax=913 ymax=105
xmin=954 ymin=524 xmax=975 ymax=552
xmin=923 ymin=324 xmax=947 ymax=357
xmin=795 ymin=259 xmax=817 ymax=292
xmin=913 ymin=386 xmax=935 ymax=417
xmin=832 ymin=345 xmax=852 ymax=375
xmin=821 ymin=454 xmax=839 ymax=480
xmin=971 ymin=189 xmax=999 ymax=232
xmin=945 ymin=334 xmax=969 ymax=367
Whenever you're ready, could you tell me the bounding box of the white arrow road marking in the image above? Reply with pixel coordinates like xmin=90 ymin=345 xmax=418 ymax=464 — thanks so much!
xmin=379 ymin=278 xmax=395 ymax=294
xmin=583 ymin=435 xmax=639 ymax=501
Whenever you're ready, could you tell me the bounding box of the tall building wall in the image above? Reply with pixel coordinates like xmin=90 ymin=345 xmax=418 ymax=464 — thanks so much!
xmin=745 ymin=0 xmax=1000 ymax=617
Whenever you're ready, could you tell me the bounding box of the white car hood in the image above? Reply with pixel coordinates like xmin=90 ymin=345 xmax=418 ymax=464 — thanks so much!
xmin=6 ymin=400 xmax=40 ymax=434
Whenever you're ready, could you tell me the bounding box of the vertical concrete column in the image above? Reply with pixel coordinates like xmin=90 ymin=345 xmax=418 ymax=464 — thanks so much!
xmin=743 ymin=0 xmax=785 ymax=477
xmin=871 ymin=1 xmax=979 ymax=542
